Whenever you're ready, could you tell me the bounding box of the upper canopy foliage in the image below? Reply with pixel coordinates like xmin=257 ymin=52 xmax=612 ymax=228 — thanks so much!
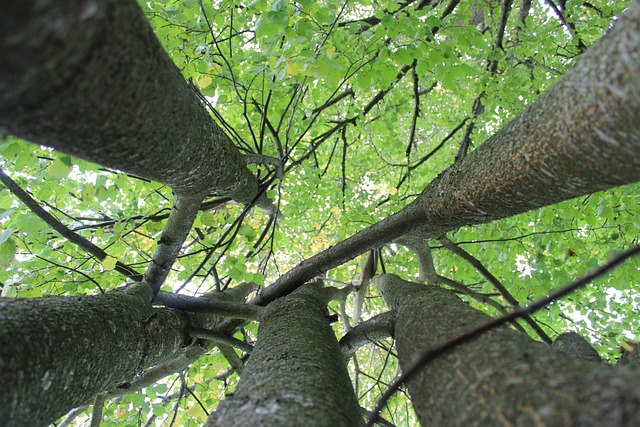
xmin=0 ymin=0 xmax=638 ymax=425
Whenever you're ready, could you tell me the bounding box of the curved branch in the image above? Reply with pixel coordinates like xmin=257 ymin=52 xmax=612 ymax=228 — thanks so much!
xmin=190 ymin=327 xmax=253 ymax=353
xmin=154 ymin=290 xmax=264 ymax=320
xmin=438 ymin=236 xmax=552 ymax=344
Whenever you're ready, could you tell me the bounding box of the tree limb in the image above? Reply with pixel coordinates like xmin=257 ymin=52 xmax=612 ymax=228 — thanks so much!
xmin=0 ymin=169 xmax=143 ymax=281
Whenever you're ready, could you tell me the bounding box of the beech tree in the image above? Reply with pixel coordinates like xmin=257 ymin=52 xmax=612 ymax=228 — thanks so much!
xmin=0 ymin=0 xmax=639 ymax=426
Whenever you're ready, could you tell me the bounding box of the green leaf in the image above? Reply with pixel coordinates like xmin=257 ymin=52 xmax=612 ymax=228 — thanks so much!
xmin=0 ymin=236 xmax=16 ymax=268
xmin=48 ymin=157 xmax=72 ymax=180
xmin=0 ymin=228 xmax=14 ymax=246
xmin=255 ymin=10 xmax=289 ymax=38
xmin=1 ymin=282 xmax=18 ymax=297
xmin=101 ymin=255 xmax=117 ymax=271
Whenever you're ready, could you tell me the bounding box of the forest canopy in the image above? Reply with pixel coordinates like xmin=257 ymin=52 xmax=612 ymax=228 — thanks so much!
xmin=0 ymin=0 xmax=638 ymax=425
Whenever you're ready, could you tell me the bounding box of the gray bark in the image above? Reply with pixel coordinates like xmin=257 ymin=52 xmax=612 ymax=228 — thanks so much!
xmin=553 ymin=332 xmax=602 ymax=363
xmin=339 ymin=312 xmax=395 ymax=359
xmin=143 ymin=194 xmax=204 ymax=294
xmin=0 ymin=0 xmax=261 ymax=203
xmin=0 ymin=283 xmax=190 ymax=426
xmin=0 ymin=281 xmax=256 ymax=426
xmin=375 ymin=274 xmax=640 ymax=426
xmin=207 ymin=283 xmax=363 ymax=427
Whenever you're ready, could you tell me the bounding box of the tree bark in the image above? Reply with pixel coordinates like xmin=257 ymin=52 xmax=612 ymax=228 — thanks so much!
xmin=0 ymin=280 xmax=257 ymax=426
xmin=207 ymin=283 xmax=363 ymax=427
xmin=0 ymin=283 xmax=190 ymax=426
xmin=0 ymin=0 xmax=260 ymax=203
xmin=375 ymin=274 xmax=640 ymax=426
xmin=409 ymin=0 xmax=640 ymax=233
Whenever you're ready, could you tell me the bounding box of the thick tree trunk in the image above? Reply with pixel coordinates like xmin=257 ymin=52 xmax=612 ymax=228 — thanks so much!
xmin=0 ymin=0 xmax=259 ymax=202
xmin=0 ymin=283 xmax=191 ymax=426
xmin=207 ymin=283 xmax=363 ymax=427
xmin=0 ymin=281 xmax=257 ymax=426
xmin=375 ymin=274 xmax=640 ymax=426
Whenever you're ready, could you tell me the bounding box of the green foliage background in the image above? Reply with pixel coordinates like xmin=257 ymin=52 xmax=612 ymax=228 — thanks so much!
xmin=0 ymin=0 xmax=637 ymax=425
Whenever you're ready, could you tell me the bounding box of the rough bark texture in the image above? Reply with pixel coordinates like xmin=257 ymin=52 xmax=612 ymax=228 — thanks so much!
xmin=376 ymin=274 xmax=640 ymax=426
xmin=553 ymin=332 xmax=602 ymax=363
xmin=0 ymin=0 xmax=259 ymax=202
xmin=409 ymin=1 xmax=640 ymax=234
xmin=207 ymin=283 xmax=363 ymax=427
xmin=0 ymin=283 xmax=191 ymax=426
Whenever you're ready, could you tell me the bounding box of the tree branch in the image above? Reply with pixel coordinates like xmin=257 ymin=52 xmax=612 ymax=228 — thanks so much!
xmin=0 ymin=169 xmax=143 ymax=281
xmin=144 ymin=193 xmax=205 ymax=295
xmin=438 ymin=236 xmax=552 ymax=344
xmin=154 ymin=290 xmax=264 ymax=320
xmin=189 ymin=327 xmax=253 ymax=353
xmin=367 ymin=244 xmax=640 ymax=425
xmin=339 ymin=312 xmax=396 ymax=359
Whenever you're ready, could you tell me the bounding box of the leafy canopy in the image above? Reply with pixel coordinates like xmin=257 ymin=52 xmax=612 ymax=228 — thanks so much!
xmin=0 ymin=0 xmax=638 ymax=425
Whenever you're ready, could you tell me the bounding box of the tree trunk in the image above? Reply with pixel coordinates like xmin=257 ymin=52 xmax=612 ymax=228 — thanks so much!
xmin=0 ymin=283 xmax=191 ymax=426
xmin=207 ymin=283 xmax=363 ymax=427
xmin=0 ymin=0 xmax=259 ymax=203
xmin=0 ymin=280 xmax=259 ymax=426
xmin=375 ymin=274 xmax=640 ymax=426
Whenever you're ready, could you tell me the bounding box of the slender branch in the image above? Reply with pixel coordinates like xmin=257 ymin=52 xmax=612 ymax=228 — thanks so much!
xmin=144 ymin=193 xmax=205 ymax=295
xmin=244 ymin=153 xmax=283 ymax=180
xmin=366 ymin=244 xmax=640 ymax=426
xmin=456 ymin=0 xmax=512 ymax=162
xmin=405 ymin=62 xmax=421 ymax=158
xmin=361 ymin=407 xmax=398 ymax=427
xmin=57 ymin=406 xmax=89 ymax=427
xmin=218 ymin=345 xmax=245 ymax=375
xmin=385 ymin=115 xmax=466 ymax=200
xmin=253 ymin=204 xmax=423 ymax=306
xmin=287 ymin=64 xmax=412 ymax=172
xmin=436 ymin=274 xmax=528 ymax=336
xmin=396 ymin=235 xmax=528 ymax=334
xmin=154 ymin=291 xmax=264 ymax=320
xmin=518 ymin=0 xmax=533 ymax=24
xmin=309 ymin=88 xmax=355 ymax=115
xmin=339 ymin=312 xmax=396 ymax=359
xmin=189 ymin=327 xmax=253 ymax=353
xmin=353 ymin=250 xmax=377 ymax=324
xmin=108 ymin=345 xmax=208 ymax=399
xmin=90 ymin=395 xmax=105 ymax=427
xmin=337 ymin=0 xmax=421 ymax=31
xmin=494 ymin=0 xmax=513 ymax=51
xmin=0 ymin=169 xmax=143 ymax=281
xmin=438 ymin=236 xmax=552 ymax=344
xmin=34 ymin=255 xmax=105 ymax=294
